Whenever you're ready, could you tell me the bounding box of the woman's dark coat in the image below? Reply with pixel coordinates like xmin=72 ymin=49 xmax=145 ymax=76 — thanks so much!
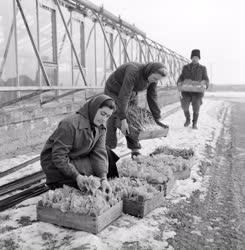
xmin=104 ymin=62 xmax=163 ymax=121
xmin=40 ymin=95 xmax=112 ymax=184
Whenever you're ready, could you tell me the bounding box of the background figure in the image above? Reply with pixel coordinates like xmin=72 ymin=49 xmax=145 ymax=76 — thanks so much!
xmin=177 ymin=49 xmax=209 ymax=129
xmin=40 ymin=94 xmax=117 ymax=193
xmin=104 ymin=62 xmax=168 ymax=158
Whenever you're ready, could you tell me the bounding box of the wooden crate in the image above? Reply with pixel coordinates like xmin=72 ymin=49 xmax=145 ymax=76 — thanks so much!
xmin=37 ymin=201 xmax=123 ymax=234
xmin=139 ymin=127 xmax=169 ymax=140
xmin=178 ymin=80 xmax=206 ymax=93
xmin=123 ymin=191 xmax=166 ymax=218
xmin=123 ymin=177 xmax=176 ymax=218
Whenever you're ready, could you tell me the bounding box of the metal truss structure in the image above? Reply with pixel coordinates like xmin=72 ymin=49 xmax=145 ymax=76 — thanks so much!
xmin=0 ymin=0 xmax=189 ymax=108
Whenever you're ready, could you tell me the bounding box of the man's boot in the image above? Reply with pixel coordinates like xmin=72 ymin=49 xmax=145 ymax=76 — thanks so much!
xmin=192 ymin=112 xmax=199 ymax=129
xmin=184 ymin=111 xmax=190 ymax=127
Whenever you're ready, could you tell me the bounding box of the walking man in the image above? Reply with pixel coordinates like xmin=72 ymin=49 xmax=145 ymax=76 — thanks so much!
xmin=177 ymin=49 xmax=209 ymax=129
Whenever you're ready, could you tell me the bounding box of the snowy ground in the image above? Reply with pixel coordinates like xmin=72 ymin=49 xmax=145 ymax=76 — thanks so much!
xmin=0 ymin=93 xmax=242 ymax=250
xmin=206 ymin=91 xmax=245 ymax=98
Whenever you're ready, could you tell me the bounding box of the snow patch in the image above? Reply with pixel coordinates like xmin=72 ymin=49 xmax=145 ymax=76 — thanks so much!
xmin=0 ymin=99 xmax=231 ymax=249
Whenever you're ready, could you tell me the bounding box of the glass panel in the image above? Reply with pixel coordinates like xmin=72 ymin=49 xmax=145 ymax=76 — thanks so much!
xmin=39 ymin=5 xmax=55 ymax=63
xmin=72 ymin=15 xmax=85 ymax=87
xmin=139 ymin=42 xmax=143 ymax=63
xmin=132 ymin=39 xmax=140 ymax=62
xmin=122 ymin=37 xmax=128 ymax=64
xmin=127 ymin=38 xmax=132 ymax=62
xmin=147 ymin=46 xmax=151 ymax=62
xmin=165 ymin=54 xmax=172 ymax=86
xmin=38 ymin=3 xmax=57 ymax=87
xmin=155 ymin=47 xmax=158 ymax=61
xmin=73 ymin=68 xmax=83 ymax=86
xmin=42 ymin=65 xmax=57 ymax=84
xmin=109 ymin=32 xmax=114 ymax=68
xmin=95 ymin=23 xmax=105 ymax=86
xmin=150 ymin=46 xmax=155 ymax=61
xmin=140 ymin=42 xmax=147 ymax=63
xmin=162 ymin=52 xmax=167 ymax=65
xmin=0 ymin=0 xmax=17 ymax=103
xmin=85 ymin=18 xmax=95 ymax=86
xmin=17 ymin=0 xmax=39 ymax=87
xmin=72 ymin=18 xmax=85 ymax=67
xmin=113 ymin=33 xmax=120 ymax=67
xmin=105 ymin=31 xmax=113 ymax=71
xmin=129 ymin=39 xmax=133 ymax=61
xmin=80 ymin=22 xmax=85 ymax=67
xmin=56 ymin=5 xmax=72 ymax=87
xmin=157 ymin=49 xmax=162 ymax=62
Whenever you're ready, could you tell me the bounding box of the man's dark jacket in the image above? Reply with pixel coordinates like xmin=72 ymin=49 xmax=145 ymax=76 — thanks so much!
xmin=178 ymin=63 xmax=209 ymax=88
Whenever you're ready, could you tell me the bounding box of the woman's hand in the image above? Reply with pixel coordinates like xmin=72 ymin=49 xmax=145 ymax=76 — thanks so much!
xmin=101 ymin=178 xmax=112 ymax=194
xmin=76 ymin=174 xmax=85 ymax=191
xmin=121 ymin=119 xmax=129 ymax=136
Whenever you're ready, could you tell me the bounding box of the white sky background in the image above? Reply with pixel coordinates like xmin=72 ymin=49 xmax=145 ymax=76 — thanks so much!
xmin=92 ymin=0 xmax=245 ymax=85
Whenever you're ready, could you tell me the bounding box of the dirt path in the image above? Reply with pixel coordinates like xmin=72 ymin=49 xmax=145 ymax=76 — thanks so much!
xmin=166 ymin=102 xmax=245 ymax=249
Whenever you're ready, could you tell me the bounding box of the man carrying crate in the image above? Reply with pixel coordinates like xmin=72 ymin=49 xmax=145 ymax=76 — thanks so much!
xmin=177 ymin=49 xmax=209 ymax=129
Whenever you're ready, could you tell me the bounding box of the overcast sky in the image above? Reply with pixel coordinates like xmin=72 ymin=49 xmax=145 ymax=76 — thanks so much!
xmin=92 ymin=0 xmax=244 ymax=85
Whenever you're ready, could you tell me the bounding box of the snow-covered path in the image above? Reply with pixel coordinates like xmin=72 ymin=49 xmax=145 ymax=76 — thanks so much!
xmin=0 ymin=98 xmax=237 ymax=250
xmin=166 ymin=97 xmax=245 ymax=249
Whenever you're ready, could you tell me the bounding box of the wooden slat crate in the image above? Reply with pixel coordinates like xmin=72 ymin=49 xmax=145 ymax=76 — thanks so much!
xmin=139 ymin=127 xmax=169 ymax=140
xmin=178 ymin=79 xmax=206 ymax=93
xmin=123 ymin=191 xmax=166 ymax=218
xmin=123 ymin=176 xmax=177 ymax=218
xmin=37 ymin=201 xmax=123 ymax=234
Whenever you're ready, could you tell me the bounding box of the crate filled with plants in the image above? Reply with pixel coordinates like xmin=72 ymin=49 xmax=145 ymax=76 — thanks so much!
xmin=109 ymin=176 xmax=165 ymax=218
xmin=178 ymin=79 xmax=206 ymax=93
xmin=116 ymin=156 xmax=175 ymax=217
xmin=126 ymin=105 xmax=169 ymax=140
xmin=150 ymin=146 xmax=195 ymax=180
xmin=37 ymin=176 xmax=123 ymax=234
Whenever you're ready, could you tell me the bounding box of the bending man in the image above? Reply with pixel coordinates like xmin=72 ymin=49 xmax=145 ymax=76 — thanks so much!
xmin=177 ymin=49 xmax=209 ymax=129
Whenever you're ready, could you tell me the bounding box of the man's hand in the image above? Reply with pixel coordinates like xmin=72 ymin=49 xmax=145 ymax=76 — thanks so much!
xmin=101 ymin=178 xmax=112 ymax=194
xmin=121 ymin=119 xmax=129 ymax=136
xmin=155 ymin=119 xmax=169 ymax=129
xmin=200 ymin=80 xmax=208 ymax=90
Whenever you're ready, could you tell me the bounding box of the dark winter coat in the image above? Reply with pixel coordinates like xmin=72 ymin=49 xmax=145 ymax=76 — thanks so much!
xmin=40 ymin=95 xmax=112 ymax=184
xmin=178 ymin=62 xmax=209 ymax=88
xmin=104 ymin=62 xmax=164 ymax=121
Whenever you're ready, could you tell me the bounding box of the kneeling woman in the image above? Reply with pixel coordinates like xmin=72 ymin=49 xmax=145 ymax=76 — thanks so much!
xmin=40 ymin=94 xmax=117 ymax=194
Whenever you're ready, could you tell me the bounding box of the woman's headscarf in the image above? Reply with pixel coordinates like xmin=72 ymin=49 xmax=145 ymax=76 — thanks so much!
xmin=87 ymin=94 xmax=113 ymax=124
xmin=142 ymin=62 xmax=168 ymax=79
xmin=77 ymin=94 xmax=113 ymax=125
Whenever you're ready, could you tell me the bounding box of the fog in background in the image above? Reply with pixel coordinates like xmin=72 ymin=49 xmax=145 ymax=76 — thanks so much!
xmin=93 ymin=0 xmax=245 ymax=85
